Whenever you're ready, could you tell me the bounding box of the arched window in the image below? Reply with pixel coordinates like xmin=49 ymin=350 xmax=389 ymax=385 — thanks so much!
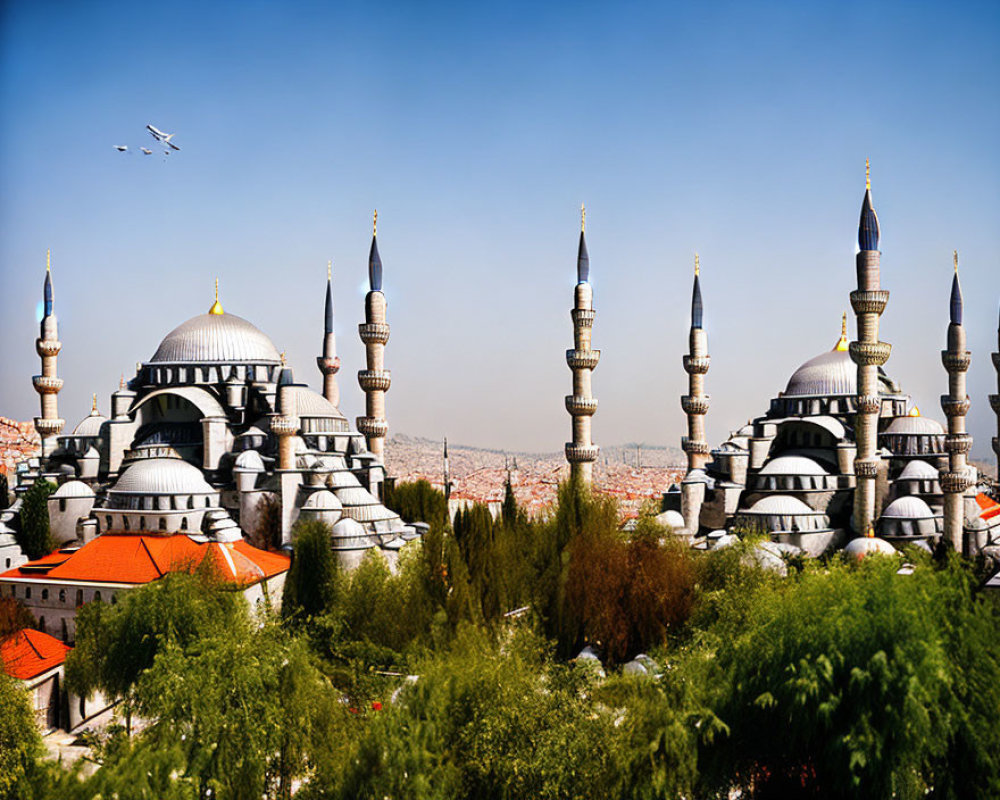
xmin=188 ymin=497 xmax=195 ymax=510
xmin=180 ymin=517 xmax=189 ymax=530
xmin=111 ymin=594 xmax=117 ymax=605
xmin=159 ymin=517 xmax=167 ymax=531
xmin=94 ymin=591 xmax=102 ymax=603
xmin=39 ymin=617 xmax=46 ymax=633
xmin=139 ymin=517 xmax=146 ymax=531
xmin=76 ymin=589 xmax=84 ymax=607
xmin=59 ymin=498 xmax=67 ymax=512
xmin=61 ymin=619 xmax=68 ymax=641
xmin=25 ymin=587 xmax=31 ymax=600
xmin=123 ymin=517 xmax=130 ymax=531
xmin=106 ymin=516 xmax=112 ymax=530
xmin=41 ymin=588 xmax=49 ymax=600
xmin=59 ymin=589 xmax=66 ymax=603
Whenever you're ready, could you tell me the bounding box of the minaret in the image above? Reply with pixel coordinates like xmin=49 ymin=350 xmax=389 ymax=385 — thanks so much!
xmin=940 ymin=252 xmax=974 ymax=553
xmin=443 ymin=437 xmax=452 ymax=501
xmin=849 ymin=161 xmax=891 ymax=535
xmin=357 ymin=211 xmax=391 ymax=462
xmin=33 ymin=250 xmax=65 ymax=458
xmin=564 ymin=204 xmax=600 ymax=485
xmin=990 ymin=300 xmax=1000 ymax=479
xmin=272 ymin=354 xmax=299 ymax=472
xmin=680 ymin=254 xmax=710 ymax=535
xmin=317 ymin=260 xmax=341 ymax=406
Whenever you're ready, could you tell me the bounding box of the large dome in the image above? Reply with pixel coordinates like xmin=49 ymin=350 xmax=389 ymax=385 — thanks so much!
xmin=784 ymin=349 xmax=855 ymax=397
xmin=150 ymin=313 xmax=282 ymax=364
xmin=110 ymin=457 xmax=216 ymax=496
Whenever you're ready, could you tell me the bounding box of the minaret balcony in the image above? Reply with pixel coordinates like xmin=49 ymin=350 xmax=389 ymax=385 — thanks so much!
xmin=681 ymin=437 xmax=710 ymax=456
xmin=849 ymin=290 xmax=889 ymax=315
xmin=33 ymin=417 xmax=65 ymax=437
xmin=35 ymin=339 xmax=62 ymax=357
xmin=681 ymin=395 xmax=710 ymax=415
xmin=571 ymin=308 xmax=596 ymax=328
xmin=359 ymin=323 xmax=390 ymax=345
xmin=856 ymin=394 xmax=881 ymax=414
xmin=989 ymin=394 xmax=1000 ymax=414
xmin=853 ymin=457 xmax=879 ymax=478
xmin=32 ymin=375 xmax=64 ymax=394
xmin=940 ymin=396 xmax=971 ymax=418
xmin=941 ymin=351 xmax=971 ymax=373
xmin=270 ymin=416 xmax=299 ymax=437
xmin=565 ymin=442 xmax=600 ymax=463
xmin=317 ymin=355 xmax=341 ymax=375
xmin=939 ymin=470 xmax=973 ymax=494
xmin=943 ymin=434 xmax=973 ymax=454
xmin=565 ymin=395 xmax=598 ymax=416
xmin=357 ymin=417 xmax=388 ymax=438
xmin=849 ymin=341 xmax=891 ymax=367
xmin=683 ymin=355 xmax=711 ymax=374
xmin=566 ymin=349 xmax=600 ymax=370
xmin=358 ymin=369 xmax=392 ymax=392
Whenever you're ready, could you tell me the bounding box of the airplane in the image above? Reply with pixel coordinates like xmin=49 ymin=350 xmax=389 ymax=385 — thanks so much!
xmin=140 ymin=147 xmax=153 ymax=155
xmin=114 ymin=145 xmax=128 ymax=152
xmin=146 ymin=124 xmax=180 ymax=151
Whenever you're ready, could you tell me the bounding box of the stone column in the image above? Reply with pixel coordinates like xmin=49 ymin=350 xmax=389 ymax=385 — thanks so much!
xmin=564 ymin=207 xmax=600 ymax=485
xmin=849 ymin=164 xmax=891 ymax=535
xmin=33 ymin=251 xmax=65 ymax=458
xmin=681 ymin=255 xmax=710 ymax=535
xmin=940 ymin=253 xmax=974 ymax=553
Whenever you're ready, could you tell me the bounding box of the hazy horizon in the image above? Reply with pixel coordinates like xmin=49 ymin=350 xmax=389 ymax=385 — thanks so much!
xmin=2 ymin=1 xmax=998 ymax=459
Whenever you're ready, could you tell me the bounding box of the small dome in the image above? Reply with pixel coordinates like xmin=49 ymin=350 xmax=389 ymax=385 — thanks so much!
xmin=331 ymin=517 xmax=366 ymax=539
xmin=111 ymin=457 xmax=215 ymax=496
xmin=290 ymin=387 xmax=347 ymax=419
xmin=745 ymin=495 xmax=815 ymax=515
xmin=885 ymin=415 xmax=945 ymax=435
xmin=844 ymin=536 xmax=898 ymax=559
xmin=150 ymin=312 xmax=282 ymax=364
xmin=758 ymin=455 xmax=829 ymax=476
xmin=52 ymin=480 xmax=95 ymax=499
xmin=898 ymin=460 xmax=939 ymax=481
xmin=72 ymin=411 xmax=106 ymax=437
xmin=655 ymin=510 xmax=685 ymax=529
xmin=881 ymin=496 xmax=935 ymax=519
xmin=234 ymin=450 xmax=265 ymax=471
xmin=303 ymin=490 xmax=342 ymax=511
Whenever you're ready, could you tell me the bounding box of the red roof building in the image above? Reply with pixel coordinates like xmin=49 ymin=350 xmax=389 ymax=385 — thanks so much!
xmin=1 ymin=627 xmax=71 ymax=681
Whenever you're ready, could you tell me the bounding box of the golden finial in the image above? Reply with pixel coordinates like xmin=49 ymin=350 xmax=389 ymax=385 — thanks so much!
xmin=953 ymin=250 xmax=958 ymax=273
xmin=694 ymin=253 xmax=700 ymax=277
xmin=865 ymin=158 xmax=870 ymax=191
xmin=208 ymin=277 xmax=224 ymax=315
xmin=581 ymin=203 xmax=586 ymax=233
xmin=909 ymin=405 xmax=921 ymax=417
xmin=46 ymin=249 xmax=51 ymax=272
xmin=866 ymin=522 xmax=875 ymax=539
xmin=91 ymin=393 xmax=98 ymax=414
xmin=280 ymin=351 xmax=287 ymax=366
xmin=373 ymin=209 xmax=378 ymax=237
xmin=327 ymin=259 xmax=332 ymax=281
xmin=119 ymin=373 xmax=125 ymax=390
xmin=835 ymin=312 xmax=849 ymax=351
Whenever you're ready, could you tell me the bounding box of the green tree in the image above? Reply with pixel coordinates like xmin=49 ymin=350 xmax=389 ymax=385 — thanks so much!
xmin=17 ymin=480 xmax=56 ymax=560
xmin=0 ymin=472 xmax=9 ymax=510
xmin=282 ymin=519 xmax=340 ymax=622
xmin=0 ymin=671 xmax=43 ymax=800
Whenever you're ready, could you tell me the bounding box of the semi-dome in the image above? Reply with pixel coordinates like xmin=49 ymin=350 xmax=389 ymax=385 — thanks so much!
xmin=884 ymin=415 xmax=945 ymax=435
xmin=746 ymin=495 xmax=816 ymax=515
xmin=291 ymin=387 xmax=346 ymax=419
xmin=844 ymin=536 xmax=898 ymax=559
xmin=759 ymin=455 xmax=829 ymax=476
xmin=111 ymin=457 xmax=216 ymax=496
xmin=150 ymin=312 xmax=282 ymax=365
xmin=881 ymin=496 xmax=935 ymax=519
xmin=52 ymin=480 xmax=95 ymax=499
xmin=898 ymin=460 xmax=939 ymax=481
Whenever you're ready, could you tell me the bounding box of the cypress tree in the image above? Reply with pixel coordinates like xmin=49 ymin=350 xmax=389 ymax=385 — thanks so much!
xmin=282 ymin=520 xmax=340 ymax=621
xmin=17 ymin=480 xmax=56 ymax=560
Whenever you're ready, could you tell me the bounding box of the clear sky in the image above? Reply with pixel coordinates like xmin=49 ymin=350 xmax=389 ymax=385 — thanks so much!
xmin=1 ymin=0 xmax=998 ymax=457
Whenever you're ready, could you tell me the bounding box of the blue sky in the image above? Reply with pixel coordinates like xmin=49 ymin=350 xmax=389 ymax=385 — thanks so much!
xmin=1 ymin=0 xmax=998 ymax=457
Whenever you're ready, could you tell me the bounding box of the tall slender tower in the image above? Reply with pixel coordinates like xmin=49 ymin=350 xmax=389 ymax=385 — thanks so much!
xmin=990 ymin=301 xmax=1000 ymax=479
xmin=317 ymin=260 xmax=341 ymax=406
xmin=940 ymin=252 xmax=974 ymax=553
xmin=564 ymin=204 xmax=600 ymax=485
xmin=357 ymin=211 xmax=391 ymax=462
xmin=849 ymin=162 xmax=891 ymax=535
xmin=443 ymin=437 xmax=452 ymax=502
xmin=272 ymin=355 xmax=299 ymax=472
xmin=680 ymin=255 xmax=710 ymax=534
xmin=33 ymin=250 xmax=65 ymax=458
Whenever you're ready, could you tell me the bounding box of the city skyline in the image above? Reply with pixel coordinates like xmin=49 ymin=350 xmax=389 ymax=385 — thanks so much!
xmin=2 ymin=0 xmax=998 ymax=456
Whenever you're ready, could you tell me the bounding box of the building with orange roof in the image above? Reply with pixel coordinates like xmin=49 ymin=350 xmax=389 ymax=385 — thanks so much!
xmin=2 ymin=627 xmax=71 ymax=731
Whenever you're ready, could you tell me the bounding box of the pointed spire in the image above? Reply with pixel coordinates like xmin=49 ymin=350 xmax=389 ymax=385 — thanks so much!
xmin=858 ymin=159 xmax=880 ymax=251
xmin=119 ymin=373 xmax=125 ymax=390
xmin=209 ymin=277 xmax=224 ymax=315
xmin=324 ymin=260 xmax=335 ymax=334
xmin=576 ymin=205 xmax=590 ymax=283
xmin=91 ymin=393 xmax=98 ymax=415
xmin=835 ymin=312 xmax=849 ymax=351
xmin=368 ymin=210 xmax=383 ymax=291
xmin=43 ymin=249 xmax=53 ymax=317
xmin=691 ymin=254 xmax=703 ymax=329
xmin=950 ymin=250 xmax=963 ymax=326
xmin=443 ymin=436 xmax=448 ymax=459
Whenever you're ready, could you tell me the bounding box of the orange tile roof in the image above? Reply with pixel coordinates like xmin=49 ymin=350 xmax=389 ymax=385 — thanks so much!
xmin=976 ymin=493 xmax=1000 ymax=522
xmin=0 ymin=535 xmax=289 ymax=587
xmin=1 ymin=628 xmax=71 ymax=681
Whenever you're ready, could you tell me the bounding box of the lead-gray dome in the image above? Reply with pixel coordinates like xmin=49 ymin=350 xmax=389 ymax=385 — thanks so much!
xmin=150 ymin=313 xmax=282 ymax=364
xmin=898 ymin=460 xmax=939 ymax=480
xmin=884 ymin=415 xmax=945 ymax=435
xmin=881 ymin=496 xmax=935 ymax=519
xmin=784 ymin=350 xmax=856 ymax=397
xmin=759 ymin=455 xmax=829 ymax=476
xmin=111 ymin=457 xmax=216 ymax=496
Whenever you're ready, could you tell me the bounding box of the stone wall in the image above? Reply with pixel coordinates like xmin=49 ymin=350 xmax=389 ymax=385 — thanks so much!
xmin=0 ymin=417 xmax=39 ymax=476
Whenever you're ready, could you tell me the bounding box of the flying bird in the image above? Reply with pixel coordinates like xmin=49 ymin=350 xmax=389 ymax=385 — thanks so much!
xmin=146 ymin=124 xmax=180 ymax=151
xmin=140 ymin=147 xmax=153 ymax=155
xmin=114 ymin=145 xmax=128 ymax=152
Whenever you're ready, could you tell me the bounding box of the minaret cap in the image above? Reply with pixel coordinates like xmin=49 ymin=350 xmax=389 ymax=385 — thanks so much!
xmin=691 ymin=254 xmax=703 ymax=329
xmin=324 ymin=260 xmax=335 ymax=334
xmin=43 ymin=249 xmax=53 ymax=317
xmin=368 ymin=210 xmax=383 ymax=292
xmin=835 ymin=312 xmax=849 ymax=351
xmin=209 ymin=278 xmax=224 ymax=315
xmin=949 ymin=250 xmax=963 ymax=326
xmin=858 ymin=160 xmax=880 ymax=251
xmin=576 ymin=206 xmax=590 ymax=283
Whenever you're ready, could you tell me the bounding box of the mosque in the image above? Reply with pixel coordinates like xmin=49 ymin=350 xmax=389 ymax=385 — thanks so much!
xmin=565 ymin=167 xmax=1000 ymax=558
xmin=0 ymin=219 xmax=423 ymax=645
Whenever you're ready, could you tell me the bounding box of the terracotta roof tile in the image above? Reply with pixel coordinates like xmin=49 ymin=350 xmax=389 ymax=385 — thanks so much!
xmin=1 ymin=628 xmax=71 ymax=681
